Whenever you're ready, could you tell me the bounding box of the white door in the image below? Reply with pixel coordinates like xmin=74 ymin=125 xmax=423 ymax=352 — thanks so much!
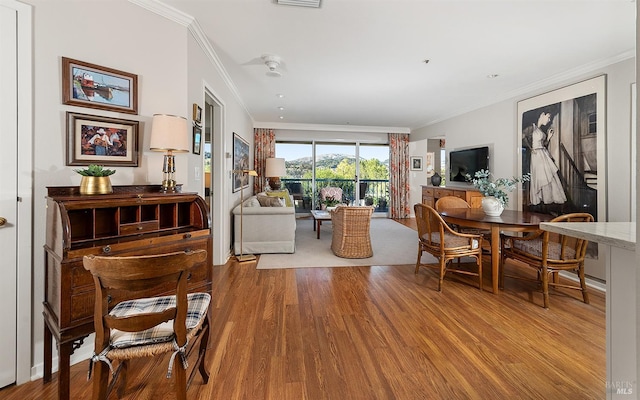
xmin=0 ymin=1 xmax=18 ymax=388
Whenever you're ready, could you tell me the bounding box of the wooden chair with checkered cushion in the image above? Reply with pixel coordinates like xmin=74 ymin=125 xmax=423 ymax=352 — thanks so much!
xmin=83 ymin=249 xmax=210 ymax=400
xmin=414 ymin=203 xmax=483 ymax=291
xmin=500 ymin=212 xmax=594 ymax=309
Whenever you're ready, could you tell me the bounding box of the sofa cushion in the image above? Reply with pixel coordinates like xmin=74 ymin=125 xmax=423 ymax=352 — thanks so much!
xmin=266 ymin=189 xmax=293 ymax=207
xmin=257 ymin=194 xmax=284 ymax=207
xmin=244 ymin=197 xmax=261 ymax=208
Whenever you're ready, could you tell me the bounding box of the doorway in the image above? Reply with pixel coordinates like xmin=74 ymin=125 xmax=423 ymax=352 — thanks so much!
xmin=0 ymin=0 xmax=33 ymax=387
xmin=204 ymin=89 xmax=226 ymax=265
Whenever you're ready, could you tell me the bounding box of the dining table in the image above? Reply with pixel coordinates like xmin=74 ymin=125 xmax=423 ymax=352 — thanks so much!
xmin=438 ymin=208 xmax=554 ymax=294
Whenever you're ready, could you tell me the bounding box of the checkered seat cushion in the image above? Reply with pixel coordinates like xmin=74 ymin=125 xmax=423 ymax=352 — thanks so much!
xmin=512 ymin=239 xmax=576 ymax=261
xmin=109 ymin=292 xmax=211 ymax=349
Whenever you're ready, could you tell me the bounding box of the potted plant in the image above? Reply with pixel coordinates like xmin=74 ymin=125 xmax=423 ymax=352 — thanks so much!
xmin=74 ymin=164 xmax=116 ymax=195
xmin=322 ymin=195 xmax=340 ymax=211
xmin=466 ymin=169 xmax=530 ymax=216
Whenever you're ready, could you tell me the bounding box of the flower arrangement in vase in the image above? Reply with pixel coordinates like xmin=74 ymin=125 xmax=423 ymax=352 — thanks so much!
xmin=466 ymin=169 xmax=530 ymax=216
xmin=322 ymin=195 xmax=340 ymax=211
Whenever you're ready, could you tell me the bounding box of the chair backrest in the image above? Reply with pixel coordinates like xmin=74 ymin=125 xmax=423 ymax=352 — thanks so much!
xmin=285 ymin=181 xmax=303 ymax=195
xmin=414 ymin=203 xmax=449 ymax=247
xmin=320 ymin=187 xmax=343 ymax=202
xmin=435 ymin=196 xmax=470 ymax=212
xmin=544 ymin=213 xmax=594 ymax=261
xmin=83 ymin=250 xmax=208 ymax=349
xmin=331 ymin=206 xmax=373 ymax=228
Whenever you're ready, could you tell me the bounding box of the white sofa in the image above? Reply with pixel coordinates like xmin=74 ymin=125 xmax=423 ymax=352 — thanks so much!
xmin=232 ymin=194 xmax=296 ymax=255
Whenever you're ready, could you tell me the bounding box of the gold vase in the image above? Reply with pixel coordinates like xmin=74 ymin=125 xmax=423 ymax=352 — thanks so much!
xmin=79 ymin=176 xmax=113 ymax=195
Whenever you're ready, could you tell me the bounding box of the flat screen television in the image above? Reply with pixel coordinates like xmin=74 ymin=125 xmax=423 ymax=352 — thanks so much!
xmin=449 ymin=146 xmax=489 ymax=182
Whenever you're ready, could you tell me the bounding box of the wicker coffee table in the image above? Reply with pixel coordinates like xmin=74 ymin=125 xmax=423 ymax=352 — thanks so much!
xmin=310 ymin=210 xmax=331 ymax=239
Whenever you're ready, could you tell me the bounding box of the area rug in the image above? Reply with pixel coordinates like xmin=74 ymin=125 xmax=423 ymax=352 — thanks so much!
xmin=256 ymin=218 xmax=430 ymax=269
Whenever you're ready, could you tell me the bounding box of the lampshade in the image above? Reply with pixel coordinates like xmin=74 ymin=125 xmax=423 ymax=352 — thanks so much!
xmin=149 ymin=114 xmax=189 ymax=153
xmin=265 ymin=158 xmax=286 ymax=177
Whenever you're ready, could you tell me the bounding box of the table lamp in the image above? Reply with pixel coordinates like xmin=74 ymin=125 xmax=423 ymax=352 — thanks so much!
xmin=235 ymin=169 xmax=258 ymax=262
xmin=150 ymin=114 xmax=189 ymax=192
xmin=265 ymin=157 xmax=286 ymax=190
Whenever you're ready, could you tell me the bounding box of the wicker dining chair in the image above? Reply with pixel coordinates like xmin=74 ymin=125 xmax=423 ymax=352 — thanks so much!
xmin=414 ymin=203 xmax=483 ymax=291
xmin=83 ymin=250 xmax=210 ymax=400
xmin=330 ymin=206 xmax=374 ymax=258
xmin=500 ymin=212 xmax=594 ymax=309
xmin=435 ymin=195 xmax=491 ymax=250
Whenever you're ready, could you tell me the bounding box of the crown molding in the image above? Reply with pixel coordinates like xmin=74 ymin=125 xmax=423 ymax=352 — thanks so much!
xmin=253 ymin=122 xmax=410 ymax=134
xmin=128 ymin=0 xmax=251 ymax=119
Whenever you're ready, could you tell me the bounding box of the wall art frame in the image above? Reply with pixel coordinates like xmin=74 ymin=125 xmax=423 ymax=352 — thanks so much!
xmin=66 ymin=111 xmax=139 ymax=167
xmin=233 ymin=132 xmax=250 ymax=193
xmin=410 ymin=156 xmax=423 ymax=171
xmin=193 ymin=103 xmax=202 ymax=125
xmin=62 ymin=57 xmax=138 ymax=114
xmin=192 ymin=125 xmax=202 ymax=155
xmin=517 ymin=75 xmax=606 ymax=263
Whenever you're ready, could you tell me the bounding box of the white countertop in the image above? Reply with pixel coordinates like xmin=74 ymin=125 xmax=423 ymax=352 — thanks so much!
xmin=539 ymin=222 xmax=636 ymax=251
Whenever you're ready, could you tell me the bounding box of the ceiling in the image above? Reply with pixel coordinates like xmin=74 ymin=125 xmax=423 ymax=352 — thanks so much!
xmin=156 ymin=0 xmax=635 ymax=130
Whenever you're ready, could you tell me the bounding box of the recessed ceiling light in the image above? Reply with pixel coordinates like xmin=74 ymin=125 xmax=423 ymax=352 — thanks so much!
xmin=278 ymin=106 xmax=285 ymax=111
xmin=276 ymin=94 xmax=285 ymax=98
xmin=279 ymin=116 xmax=284 ymax=119
xmin=487 ymin=74 xmax=499 ymax=79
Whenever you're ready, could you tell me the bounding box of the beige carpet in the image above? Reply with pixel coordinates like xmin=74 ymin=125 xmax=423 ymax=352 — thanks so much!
xmin=256 ymin=217 xmax=433 ymax=269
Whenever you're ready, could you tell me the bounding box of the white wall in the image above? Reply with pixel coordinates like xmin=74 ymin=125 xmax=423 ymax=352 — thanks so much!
xmin=410 ymin=58 xmax=636 ymax=224
xmin=26 ymin=0 xmax=252 ymax=377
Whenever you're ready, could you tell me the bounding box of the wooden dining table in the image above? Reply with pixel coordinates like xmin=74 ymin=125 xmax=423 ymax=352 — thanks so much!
xmin=439 ymin=208 xmax=553 ymax=294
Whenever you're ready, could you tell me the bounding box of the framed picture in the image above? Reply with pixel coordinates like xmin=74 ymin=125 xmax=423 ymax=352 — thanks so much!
xmin=62 ymin=57 xmax=138 ymax=114
xmin=193 ymin=103 xmax=202 ymax=125
xmin=410 ymin=156 xmax=423 ymax=171
xmin=517 ymin=75 xmax=606 ymax=260
xmin=233 ymin=132 xmax=250 ymax=192
xmin=66 ymin=112 xmax=139 ymax=167
xmin=425 ymin=152 xmax=435 ymax=177
xmin=192 ymin=125 xmax=202 ymax=155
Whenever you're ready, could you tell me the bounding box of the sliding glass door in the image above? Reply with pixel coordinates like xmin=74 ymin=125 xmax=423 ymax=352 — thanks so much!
xmin=276 ymin=141 xmax=389 ymax=213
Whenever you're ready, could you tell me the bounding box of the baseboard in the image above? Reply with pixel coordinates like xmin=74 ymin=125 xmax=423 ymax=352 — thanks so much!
xmin=30 ymin=335 xmax=94 ymax=381
xmin=559 ymin=271 xmax=606 ymax=292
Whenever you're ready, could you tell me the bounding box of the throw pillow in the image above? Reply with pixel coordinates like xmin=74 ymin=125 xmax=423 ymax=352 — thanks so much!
xmin=257 ymin=194 xmax=284 ymax=207
xmin=244 ymin=197 xmax=261 ymax=208
xmin=266 ymin=189 xmax=293 ymax=207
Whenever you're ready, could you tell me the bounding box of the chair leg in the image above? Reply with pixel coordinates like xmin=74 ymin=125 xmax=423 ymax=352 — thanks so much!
xmin=117 ymin=360 xmax=129 ymax=398
xmin=91 ymin=360 xmax=110 ymax=400
xmin=579 ymin=263 xmax=590 ymax=304
xmin=437 ymin=258 xmax=446 ymax=292
xmin=198 ymin=319 xmax=211 ymax=383
xmin=477 ymin=255 xmax=483 ymax=291
xmin=415 ymin=246 xmax=422 ymax=274
xmin=541 ymin=266 xmax=550 ymax=309
xmin=174 ymin=353 xmax=188 ymax=400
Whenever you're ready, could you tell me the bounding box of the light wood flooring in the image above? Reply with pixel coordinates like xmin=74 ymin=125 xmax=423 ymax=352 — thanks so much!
xmin=1 ymin=219 xmax=606 ymax=399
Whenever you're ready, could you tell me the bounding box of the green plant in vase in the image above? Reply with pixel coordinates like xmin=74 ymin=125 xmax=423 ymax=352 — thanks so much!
xmin=466 ymin=169 xmax=530 ymax=216
xmin=322 ymin=195 xmax=340 ymax=209
xmin=74 ymin=164 xmax=115 ymax=195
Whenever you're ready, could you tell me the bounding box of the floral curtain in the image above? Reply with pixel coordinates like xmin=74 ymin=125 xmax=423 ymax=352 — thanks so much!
xmin=253 ymin=128 xmax=275 ymax=193
xmin=388 ymin=133 xmax=411 ymax=219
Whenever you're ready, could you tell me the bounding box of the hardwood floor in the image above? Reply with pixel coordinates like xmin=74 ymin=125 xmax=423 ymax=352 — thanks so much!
xmin=1 ymin=219 xmax=605 ymax=399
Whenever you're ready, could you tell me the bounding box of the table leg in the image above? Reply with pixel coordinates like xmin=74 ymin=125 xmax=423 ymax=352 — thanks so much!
xmin=490 ymin=225 xmax=500 ymax=294
xmin=316 ymin=220 xmax=321 ymax=239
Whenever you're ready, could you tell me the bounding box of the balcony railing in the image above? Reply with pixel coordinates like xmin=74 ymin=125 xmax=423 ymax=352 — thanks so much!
xmin=281 ymin=178 xmax=389 ymax=213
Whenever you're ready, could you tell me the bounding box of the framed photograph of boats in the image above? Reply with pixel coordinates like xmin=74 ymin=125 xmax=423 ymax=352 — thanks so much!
xmin=62 ymin=57 xmax=138 ymax=114
xmin=66 ymin=112 xmax=140 ymax=167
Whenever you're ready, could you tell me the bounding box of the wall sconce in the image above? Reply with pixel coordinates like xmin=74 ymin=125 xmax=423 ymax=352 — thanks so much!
xmin=265 ymin=157 xmax=286 ymax=190
xmin=150 ymin=114 xmax=189 ymax=192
